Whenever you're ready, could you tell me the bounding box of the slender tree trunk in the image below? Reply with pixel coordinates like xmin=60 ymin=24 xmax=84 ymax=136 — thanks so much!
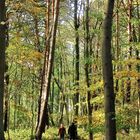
xmin=0 ymin=0 xmax=6 ymax=139
xmin=31 ymin=74 xmax=35 ymax=139
xmin=137 ymin=49 xmax=140 ymax=131
xmin=34 ymin=13 xmax=43 ymax=134
xmin=50 ymin=70 xmax=55 ymax=125
xmin=59 ymin=56 xmax=64 ymax=124
xmin=125 ymin=0 xmax=132 ymax=104
xmin=4 ymin=67 xmax=9 ymax=132
xmin=4 ymin=14 xmax=9 ymax=132
xmin=35 ymin=0 xmax=51 ymax=134
xmin=137 ymin=69 xmax=140 ymax=131
xmin=85 ymin=0 xmax=93 ymax=139
xmin=115 ymin=0 xmax=120 ymax=99
xmin=56 ymin=62 xmax=60 ymax=114
xmin=81 ymin=2 xmax=88 ymax=117
xmin=34 ymin=16 xmax=41 ymax=52
xmin=122 ymin=1 xmax=133 ymax=132
xmin=102 ymin=0 xmax=116 ymax=139
xmin=35 ymin=0 xmax=60 ymax=139
xmin=74 ymin=0 xmax=80 ymax=116
xmin=136 ymin=1 xmax=140 ymax=129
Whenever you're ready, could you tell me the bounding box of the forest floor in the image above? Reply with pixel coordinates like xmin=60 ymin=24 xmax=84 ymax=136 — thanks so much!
xmin=5 ymin=127 xmax=140 ymax=140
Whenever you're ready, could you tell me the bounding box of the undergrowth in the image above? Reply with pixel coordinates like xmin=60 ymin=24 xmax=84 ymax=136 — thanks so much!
xmin=4 ymin=128 xmax=140 ymax=140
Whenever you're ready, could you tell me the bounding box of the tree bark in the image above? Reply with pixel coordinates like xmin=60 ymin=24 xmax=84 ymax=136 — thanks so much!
xmin=136 ymin=2 xmax=140 ymax=129
xmin=35 ymin=0 xmax=60 ymax=139
xmin=74 ymin=0 xmax=80 ymax=116
xmin=4 ymin=13 xmax=9 ymax=132
xmin=102 ymin=0 xmax=116 ymax=139
xmin=0 ymin=0 xmax=6 ymax=139
xmin=125 ymin=0 xmax=132 ymax=104
xmin=85 ymin=0 xmax=93 ymax=139
xmin=136 ymin=49 xmax=140 ymax=131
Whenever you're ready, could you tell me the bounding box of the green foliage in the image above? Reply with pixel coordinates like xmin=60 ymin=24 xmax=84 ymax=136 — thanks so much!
xmin=4 ymin=128 xmax=140 ymax=140
xmin=117 ymin=133 xmax=140 ymax=140
xmin=3 ymin=0 xmax=140 ymax=139
xmin=5 ymin=129 xmax=31 ymax=140
xmin=116 ymin=104 xmax=136 ymax=131
xmin=43 ymin=127 xmax=59 ymax=140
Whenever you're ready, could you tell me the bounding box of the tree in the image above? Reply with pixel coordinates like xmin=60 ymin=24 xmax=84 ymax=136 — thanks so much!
xmin=0 ymin=0 xmax=6 ymax=139
xmin=84 ymin=0 xmax=93 ymax=139
xmin=4 ymin=5 xmax=9 ymax=133
xmin=35 ymin=0 xmax=60 ymax=139
xmin=102 ymin=0 xmax=116 ymax=139
xmin=74 ymin=0 xmax=80 ymax=116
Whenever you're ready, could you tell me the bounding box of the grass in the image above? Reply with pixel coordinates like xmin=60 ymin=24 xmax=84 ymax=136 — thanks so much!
xmin=4 ymin=128 xmax=140 ymax=140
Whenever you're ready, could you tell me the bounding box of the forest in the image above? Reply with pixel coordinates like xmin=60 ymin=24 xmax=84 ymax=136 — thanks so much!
xmin=0 ymin=0 xmax=140 ymax=140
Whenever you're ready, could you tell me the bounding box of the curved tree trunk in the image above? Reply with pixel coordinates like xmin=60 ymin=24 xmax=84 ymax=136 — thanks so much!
xmin=102 ymin=0 xmax=116 ymax=139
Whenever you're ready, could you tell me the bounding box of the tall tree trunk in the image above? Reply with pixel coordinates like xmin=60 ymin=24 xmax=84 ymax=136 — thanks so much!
xmin=4 ymin=13 xmax=9 ymax=132
xmin=58 ymin=56 xmax=64 ymax=124
xmin=85 ymin=0 xmax=93 ymax=139
xmin=50 ymin=70 xmax=55 ymax=126
xmin=115 ymin=0 xmax=120 ymax=99
xmin=0 ymin=0 xmax=6 ymax=139
xmin=74 ymin=0 xmax=80 ymax=116
xmin=35 ymin=0 xmax=60 ymax=139
xmin=31 ymin=74 xmax=35 ymax=139
xmin=35 ymin=0 xmax=51 ymax=135
xmin=136 ymin=0 xmax=140 ymax=130
xmin=102 ymin=0 xmax=116 ymax=139
xmin=136 ymin=49 xmax=140 ymax=131
xmin=125 ymin=0 xmax=132 ymax=104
